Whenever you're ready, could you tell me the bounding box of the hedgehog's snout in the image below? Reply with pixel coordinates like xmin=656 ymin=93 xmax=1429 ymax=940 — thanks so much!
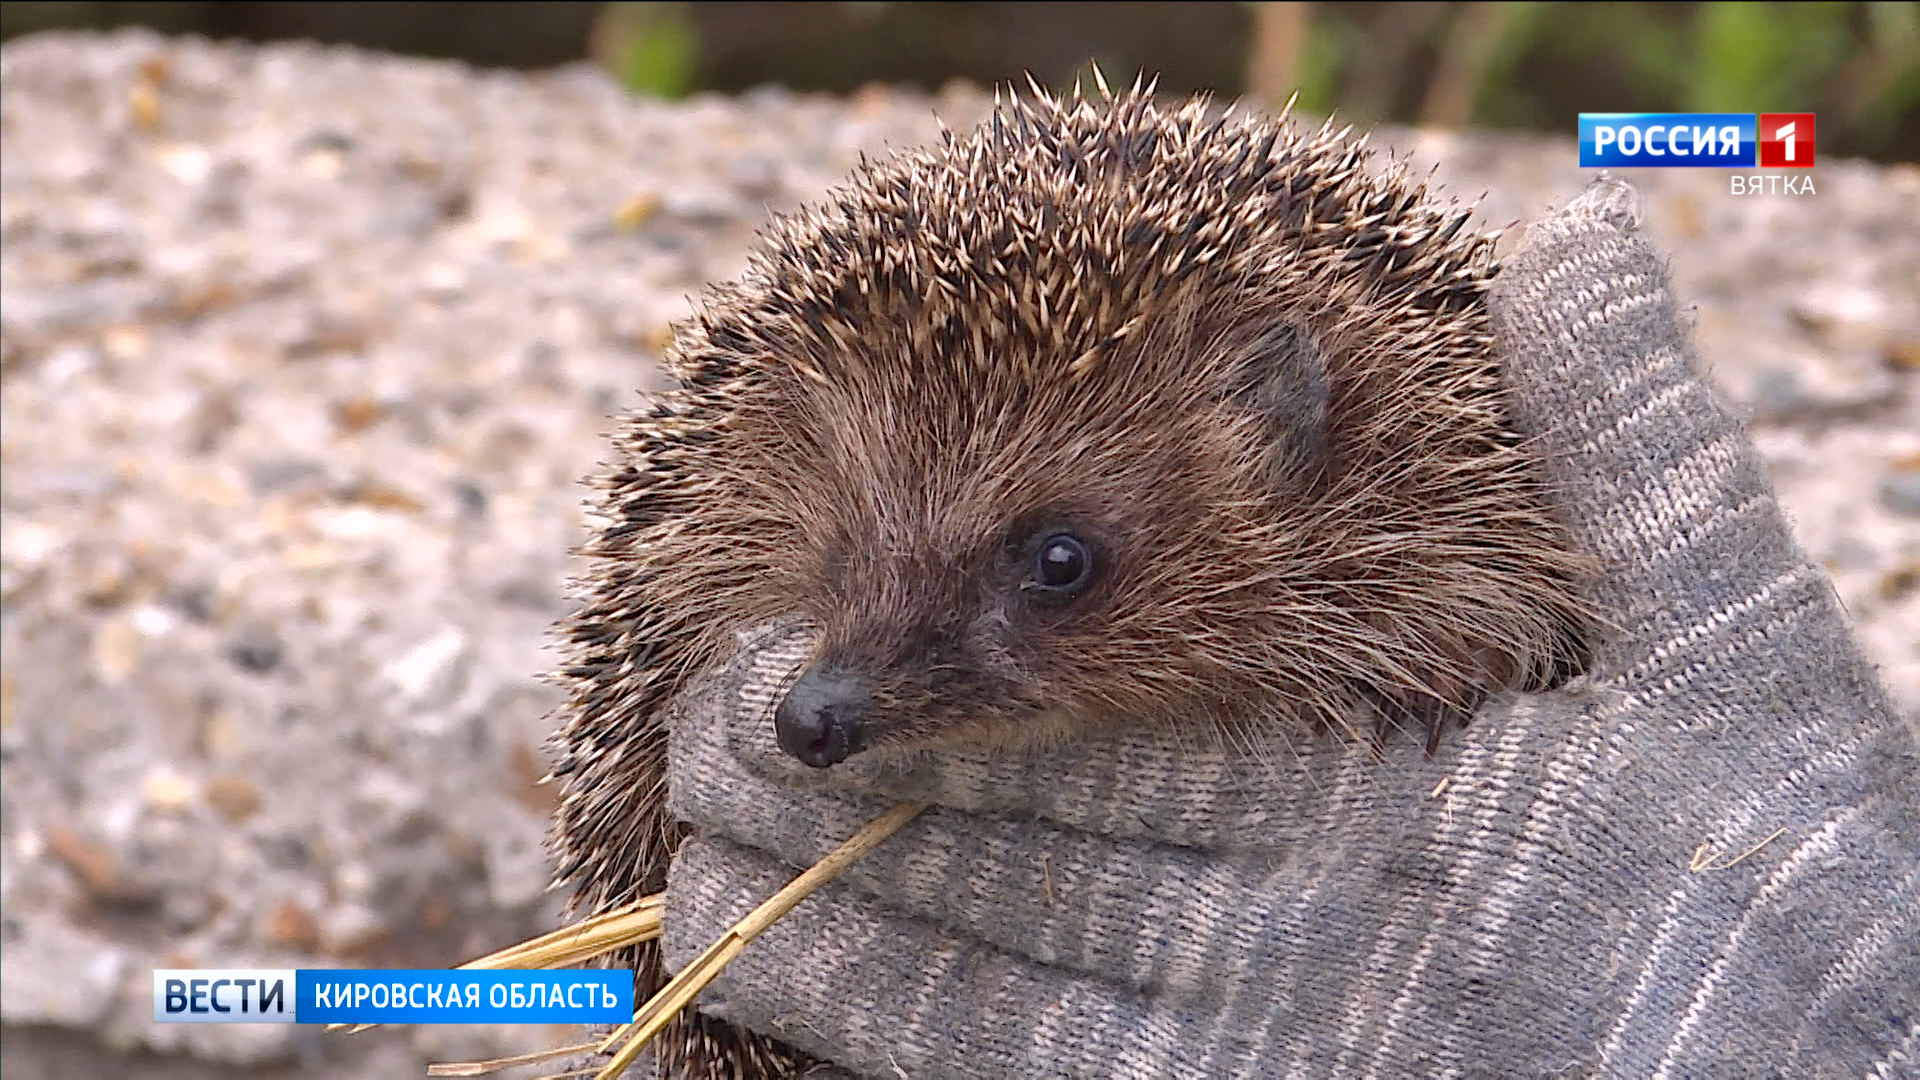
xmin=774 ymin=665 xmax=871 ymax=768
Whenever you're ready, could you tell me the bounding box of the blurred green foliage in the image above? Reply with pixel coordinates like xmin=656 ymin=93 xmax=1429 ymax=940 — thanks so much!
xmin=1687 ymin=1 xmax=1854 ymax=111
xmin=2 ymin=2 xmax=1913 ymax=159
xmin=1288 ymin=7 xmax=1348 ymax=117
xmin=1566 ymin=0 xmax=1915 ymax=127
xmin=589 ymin=2 xmax=1917 ymax=157
xmin=1279 ymin=1 xmax=1918 ymax=155
xmin=1681 ymin=2 xmax=1913 ymax=140
xmin=593 ymin=2 xmax=697 ymax=100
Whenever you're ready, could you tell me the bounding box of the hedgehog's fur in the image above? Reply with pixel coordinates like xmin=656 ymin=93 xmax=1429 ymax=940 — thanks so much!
xmin=548 ymin=82 xmax=1595 ymax=1078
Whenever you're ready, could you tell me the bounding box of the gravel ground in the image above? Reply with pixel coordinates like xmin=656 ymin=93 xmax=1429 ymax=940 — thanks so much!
xmin=2 ymin=29 xmax=1915 ymax=1080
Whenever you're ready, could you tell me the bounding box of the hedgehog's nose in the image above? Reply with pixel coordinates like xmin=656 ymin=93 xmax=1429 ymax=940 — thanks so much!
xmin=774 ymin=667 xmax=870 ymax=768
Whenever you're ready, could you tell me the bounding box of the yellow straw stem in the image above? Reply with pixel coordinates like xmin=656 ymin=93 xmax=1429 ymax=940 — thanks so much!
xmin=593 ymin=801 xmax=928 ymax=1080
xmin=425 ymin=1040 xmax=602 ymax=1076
xmin=464 ymin=895 xmax=665 ymax=971
xmin=336 ymin=897 xmax=667 ymax=1035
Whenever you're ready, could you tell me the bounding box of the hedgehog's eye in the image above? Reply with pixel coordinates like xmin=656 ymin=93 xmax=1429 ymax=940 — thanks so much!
xmin=1028 ymin=532 xmax=1094 ymax=598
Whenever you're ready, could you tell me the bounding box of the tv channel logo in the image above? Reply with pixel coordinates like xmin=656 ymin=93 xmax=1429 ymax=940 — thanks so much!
xmin=1579 ymin=113 xmax=1816 ymax=168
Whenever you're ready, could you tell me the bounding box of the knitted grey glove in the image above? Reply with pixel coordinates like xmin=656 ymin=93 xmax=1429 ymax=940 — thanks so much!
xmin=659 ymin=177 xmax=1920 ymax=1078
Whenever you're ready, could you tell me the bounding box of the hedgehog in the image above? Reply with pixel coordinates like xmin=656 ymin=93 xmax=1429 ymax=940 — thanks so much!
xmin=546 ymin=81 xmax=1596 ymax=1078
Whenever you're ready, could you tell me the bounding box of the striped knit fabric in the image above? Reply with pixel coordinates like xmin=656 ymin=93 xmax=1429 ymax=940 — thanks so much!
xmin=658 ymin=178 xmax=1920 ymax=1078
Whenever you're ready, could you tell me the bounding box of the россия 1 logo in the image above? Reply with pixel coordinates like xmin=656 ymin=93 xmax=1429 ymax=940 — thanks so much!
xmin=1579 ymin=113 xmax=1816 ymax=194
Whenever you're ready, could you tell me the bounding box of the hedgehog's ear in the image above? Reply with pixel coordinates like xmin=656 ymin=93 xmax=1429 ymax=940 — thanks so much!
xmin=1220 ymin=320 xmax=1330 ymax=492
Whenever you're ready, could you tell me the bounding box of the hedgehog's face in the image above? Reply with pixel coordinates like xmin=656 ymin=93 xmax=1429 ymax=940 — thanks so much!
xmin=774 ymin=486 xmax=1187 ymax=767
xmin=772 ymin=515 xmax=1111 ymax=767
xmin=744 ymin=306 xmax=1322 ymax=768
xmin=770 ymin=505 xmax=1209 ymax=767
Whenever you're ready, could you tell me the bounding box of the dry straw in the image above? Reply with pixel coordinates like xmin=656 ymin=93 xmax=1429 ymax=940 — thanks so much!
xmin=415 ymin=801 xmax=927 ymax=1078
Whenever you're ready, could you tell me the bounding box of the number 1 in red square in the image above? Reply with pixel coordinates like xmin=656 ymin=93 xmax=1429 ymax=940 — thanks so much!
xmin=1759 ymin=113 xmax=1816 ymax=168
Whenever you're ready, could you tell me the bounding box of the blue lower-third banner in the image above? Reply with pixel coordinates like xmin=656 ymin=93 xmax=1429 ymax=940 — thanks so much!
xmin=153 ymin=968 xmax=634 ymax=1024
